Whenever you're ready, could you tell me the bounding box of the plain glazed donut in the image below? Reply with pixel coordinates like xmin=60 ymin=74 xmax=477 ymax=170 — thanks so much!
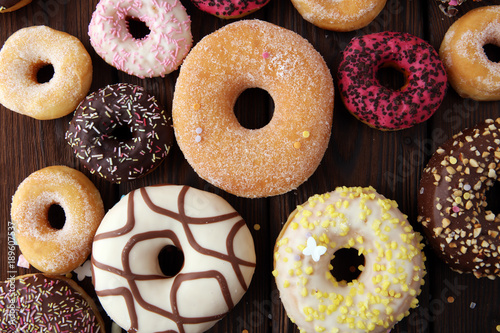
xmin=66 ymin=83 xmax=174 ymax=183
xmin=0 ymin=274 xmax=106 ymax=332
xmin=88 ymin=0 xmax=193 ymax=78
xmin=0 ymin=26 xmax=92 ymax=120
xmin=338 ymin=31 xmax=447 ymax=131
xmin=92 ymin=185 xmax=256 ymax=333
xmin=418 ymin=118 xmax=500 ymax=279
xmin=190 ymin=0 xmax=270 ymax=18
xmin=440 ymin=5 xmax=500 ymax=101
xmin=290 ymin=0 xmax=387 ymax=32
xmin=274 ymin=186 xmax=426 ymax=333
xmin=172 ymin=20 xmax=334 ymax=198
xmin=0 ymin=0 xmax=31 ymax=12
xmin=11 ymin=166 xmax=105 ymax=275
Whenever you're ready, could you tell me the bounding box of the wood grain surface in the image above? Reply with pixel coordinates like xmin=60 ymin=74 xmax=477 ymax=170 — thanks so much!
xmin=1 ymin=0 xmax=500 ymax=332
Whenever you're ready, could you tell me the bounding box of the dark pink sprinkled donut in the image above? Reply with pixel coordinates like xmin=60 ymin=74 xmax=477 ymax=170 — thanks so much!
xmin=338 ymin=31 xmax=447 ymax=131
xmin=190 ymin=0 xmax=270 ymax=18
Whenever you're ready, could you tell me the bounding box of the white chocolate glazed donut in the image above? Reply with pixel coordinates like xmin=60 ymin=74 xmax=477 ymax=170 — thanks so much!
xmin=439 ymin=5 xmax=500 ymax=101
xmin=273 ymin=186 xmax=426 ymax=333
xmin=0 ymin=26 xmax=92 ymax=120
xmin=88 ymin=0 xmax=193 ymax=78
xmin=91 ymin=185 xmax=256 ymax=333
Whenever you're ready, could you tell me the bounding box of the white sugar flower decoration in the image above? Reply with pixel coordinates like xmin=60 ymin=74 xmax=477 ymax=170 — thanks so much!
xmin=302 ymin=236 xmax=327 ymax=262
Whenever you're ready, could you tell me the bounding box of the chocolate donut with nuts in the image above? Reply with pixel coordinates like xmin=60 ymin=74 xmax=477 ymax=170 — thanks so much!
xmin=418 ymin=118 xmax=500 ymax=279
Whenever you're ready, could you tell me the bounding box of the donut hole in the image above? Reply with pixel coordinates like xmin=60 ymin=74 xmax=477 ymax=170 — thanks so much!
xmin=110 ymin=125 xmax=133 ymax=142
xmin=376 ymin=65 xmax=407 ymax=91
xmin=485 ymin=180 xmax=500 ymax=216
xmin=234 ymin=88 xmax=275 ymax=130
xmin=126 ymin=16 xmax=150 ymax=40
xmin=36 ymin=63 xmax=54 ymax=84
xmin=47 ymin=204 xmax=66 ymax=230
xmin=330 ymin=248 xmax=365 ymax=283
xmin=158 ymin=245 xmax=184 ymax=278
xmin=483 ymin=44 xmax=500 ymax=63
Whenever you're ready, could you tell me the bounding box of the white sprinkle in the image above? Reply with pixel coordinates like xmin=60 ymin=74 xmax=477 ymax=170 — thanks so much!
xmin=464 ymin=184 xmax=471 ymax=191
xmin=195 ymin=135 xmax=202 ymax=142
xmin=196 ymin=127 xmax=203 ymax=134
xmin=470 ymin=302 xmax=476 ymax=309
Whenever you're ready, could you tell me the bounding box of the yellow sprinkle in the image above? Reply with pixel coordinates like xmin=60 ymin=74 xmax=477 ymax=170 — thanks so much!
xmin=356 ymin=236 xmax=364 ymax=244
xmin=303 ymin=131 xmax=310 ymax=138
xmin=283 ymin=280 xmax=290 ymax=288
xmin=291 ymin=222 xmax=299 ymax=230
xmin=294 ymin=141 xmax=301 ymax=149
xmin=305 ymin=266 xmax=314 ymax=275
xmin=301 ymin=287 xmax=308 ymax=297
xmin=496 ymin=325 xmax=500 ymax=332
xmin=315 ymin=326 xmax=326 ymax=332
xmin=193 ymin=103 xmax=201 ymax=110
xmin=447 ymin=296 xmax=455 ymax=303
xmin=272 ymin=270 xmax=278 ymax=277
xmin=253 ymin=224 xmax=261 ymax=231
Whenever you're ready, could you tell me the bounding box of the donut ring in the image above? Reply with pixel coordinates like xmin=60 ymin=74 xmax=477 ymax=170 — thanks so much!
xmin=172 ymin=20 xmax=334 ymax=198
xmin=274 ymin=186 xmax=426 ymax=333
xmin=418 ymin=118 xmax=500 ymax=279
xmin=338 ymin=31 xmax=447 ymax=131
xmin=89 ymin=0 xmax=193 ymax=78
xmin=439 ymin=5 xmax=500 ymax=101
xmin=0 ymin=274 xmax=105 ymax=332
xmin=290 ymin=0 xmax=387 ymax=31
xmin=0 ymin=0 xmax=31 ymax=12
xmin=0 ymin=26 xmax=92 ymax=120
xmin=11 ymin=166 xmax=105 ymax=274
xmin=190 ymin=0 xmax=270 ymax=18
xmin=91 ymin=185 xmax=256 ymax=333
xmin=66 ymin=83 xmax=174 ymax=183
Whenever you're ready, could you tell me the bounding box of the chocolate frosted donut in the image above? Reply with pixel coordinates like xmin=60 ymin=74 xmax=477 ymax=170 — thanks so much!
xmin=0 ymin=274 xmax=105 ymax=332
xmin=92 ymin=185 xmax=256 ymax=333
xmin=0 ymin=0 xmax=31 ymax=12
xmin=418 ymin=118 xmax=500 ymax=279
xmin=66 ymin=83 xmax=173 ymax=183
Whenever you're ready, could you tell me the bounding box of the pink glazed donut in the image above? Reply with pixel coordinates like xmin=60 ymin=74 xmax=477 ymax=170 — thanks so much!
xmin=338 ymin=32 xmax=447 ymax=131
xmin=190 ymin=0 xmax=270 ymax=18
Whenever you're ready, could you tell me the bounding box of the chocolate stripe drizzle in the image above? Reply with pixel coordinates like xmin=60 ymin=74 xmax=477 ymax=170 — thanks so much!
xmin=92 ymin=185 xmax=256 ymax=333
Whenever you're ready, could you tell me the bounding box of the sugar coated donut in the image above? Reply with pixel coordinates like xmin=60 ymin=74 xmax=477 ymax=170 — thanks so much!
xmin=92 ymin=185 xmax=256 ymax=333
xmin=418 ymin=118 xmax=500 ymax=279
xmin=66 ymin=83 xmax=174 ymax=183
xmin=440 ymin=5 xmax=500 ymax=101
xmin=0 ymin=274 xmax=105 ymax=332
xmin=172 ymin=20 xmax=334 ymax=198
xmin=338 ymin=31 xmax=447 ymax=131
xmin=0 ymin=0 xmax=31 ymax=12
xmin=89 ymin=0 xmax=192 ymax=78
xmin=274 ymin=186 xmax=426 ymax=333
xmin=190 ymin=0 xmax=270 ymax=18
xmin=290 ymin=0 xmax=387 ymax=31
xmin=0 ymin=26 xmax=92 ymax=120
xmin=11 ymin=166 xmax=105 ymax=274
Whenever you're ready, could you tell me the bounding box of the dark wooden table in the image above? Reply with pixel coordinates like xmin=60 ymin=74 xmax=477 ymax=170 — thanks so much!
xmin=1 ymin=0 xmax=500 ymax=332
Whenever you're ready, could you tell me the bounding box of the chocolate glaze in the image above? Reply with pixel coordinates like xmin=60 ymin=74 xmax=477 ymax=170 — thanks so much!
xmin=0 ymin=274 xmax=102 ymax=332
xmin=92 ymin=185 xmax=256 ymax=332
xmin=418 ymin=118 xmax=500 ymax=279
xmin=66 ymin=83 xmax=173 ymax=183
xmin=191 ymin=0 xmax=269 ymax=17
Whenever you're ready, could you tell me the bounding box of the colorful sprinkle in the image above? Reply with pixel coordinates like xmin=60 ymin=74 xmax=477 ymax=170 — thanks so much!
xmin=302 ymin=131 xmax=310 ymax=138
xmin=193 ymin=103 xmax=201 ymax=110
xmin=294 ymin=141 xmax=301 ymax=149
xmin=262 ymin=51 xmax=270 ymax=59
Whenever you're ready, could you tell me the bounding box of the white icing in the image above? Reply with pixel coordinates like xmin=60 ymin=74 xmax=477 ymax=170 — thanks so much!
xmin=92 ymin=185 xmax=256 ymax=333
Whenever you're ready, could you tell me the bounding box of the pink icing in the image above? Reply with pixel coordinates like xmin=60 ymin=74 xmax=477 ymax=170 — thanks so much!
xmin=338 ymin=32 xmax=447 ymax=131
xmin=191 ymin=0 xmax=270 ymax=18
